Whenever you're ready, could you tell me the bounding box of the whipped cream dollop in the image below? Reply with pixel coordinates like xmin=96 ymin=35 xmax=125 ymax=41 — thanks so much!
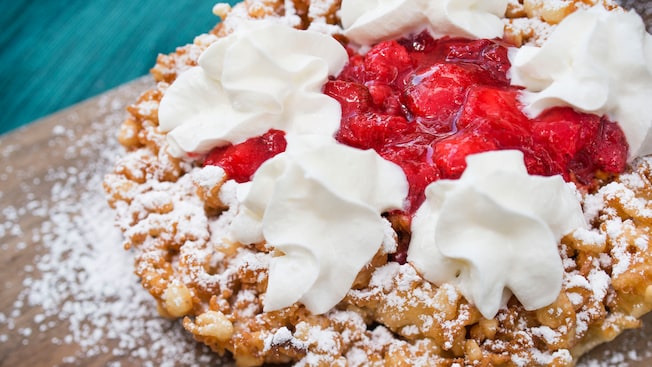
xmin=158 ymin=21 xmax=348 ymax=157
xmin=509 ymin=4 xmax=652 ymax=159
xmin=230 ymin=135 xmax=408 ymax=314
xmin=407 ymin=150 xmax=586 ymax=319
xmin=341 ymin=0 xmax=507 ymax=46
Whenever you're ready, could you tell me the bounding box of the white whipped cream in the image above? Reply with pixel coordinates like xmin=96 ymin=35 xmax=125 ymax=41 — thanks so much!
xmin=341 ymin=0 xmax=508 ymax=46
xmin=509 ymin=5 xmax=652 ymax=159
xmin=407 ymin=150 xmax=586 ymax=319
xmin=158 ymin=21 xmax=348 ymax=157
xmin=230 ymin=135 xmax=408 ymax=314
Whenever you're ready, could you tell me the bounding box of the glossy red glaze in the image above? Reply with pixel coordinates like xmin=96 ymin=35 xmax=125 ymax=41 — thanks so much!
xmin=326 ymin=33 xmax=628 ymax=212
xmin=204 ymin=129 xmax=287 ymax=183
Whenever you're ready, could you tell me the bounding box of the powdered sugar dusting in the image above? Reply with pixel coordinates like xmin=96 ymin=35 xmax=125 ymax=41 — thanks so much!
xmin=577 ymin=315 xmax=652 ymax=367
xmin=0 ymin=79 xmax=230 ymax=366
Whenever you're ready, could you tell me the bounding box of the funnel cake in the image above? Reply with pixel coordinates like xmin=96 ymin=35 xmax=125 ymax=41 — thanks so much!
xmin=104 ymin=1 xmax=652 ymax=366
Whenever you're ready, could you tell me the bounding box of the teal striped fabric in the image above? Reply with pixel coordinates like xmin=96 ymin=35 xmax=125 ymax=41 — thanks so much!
xmin=3 ymin=1 xmax=647 ymax=136
xmin=0 ymin=1 xmax=240 ymax=135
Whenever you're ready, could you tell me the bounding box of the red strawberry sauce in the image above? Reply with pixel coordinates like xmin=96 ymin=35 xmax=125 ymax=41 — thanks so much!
xmin=327 ymin=32 xmax=629 ymax=212
xmin=205 ymin=32 xmax=628 ymax=215
xmin=204 ymin=129 xmax=287 ymax=183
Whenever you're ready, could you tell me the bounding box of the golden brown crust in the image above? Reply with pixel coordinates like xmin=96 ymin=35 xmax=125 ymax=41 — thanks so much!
xmin=103 ymin=1 xmax=652 ymax=366
xmin=503 ymin=0 xmax=619 ymax=46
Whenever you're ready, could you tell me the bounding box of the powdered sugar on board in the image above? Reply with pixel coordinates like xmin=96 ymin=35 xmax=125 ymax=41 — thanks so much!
xmin=0 ymin=77 xmax=230 ymax=366
xmin=577 ymin=323 xmax=652 ymax=367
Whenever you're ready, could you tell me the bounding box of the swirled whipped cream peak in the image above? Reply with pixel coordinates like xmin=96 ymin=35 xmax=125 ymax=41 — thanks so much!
xmin=341 ymin=0 xmax=508 ymax=46
xmin=407 ymin=150 xmax=587 ymax=319
xmin=509 ymin=4 xmax=652 ymax=159
xmin=230 ymin=135 xmax=408 ymax=314
xmin=158 ymin=20 xmax=348 ymax=157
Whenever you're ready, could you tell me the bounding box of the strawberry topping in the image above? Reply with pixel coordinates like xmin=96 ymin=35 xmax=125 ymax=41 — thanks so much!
xmin=204 ymin=32 xmax=629 ymax=214
xmin=204 ymin=129 xmax=287 ymax=183
xmin=326 ymin=33 xmax=628 ymax=212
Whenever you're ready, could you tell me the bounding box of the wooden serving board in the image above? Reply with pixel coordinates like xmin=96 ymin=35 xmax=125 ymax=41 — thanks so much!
xmin=0 ymin=78 xmax=650 ymax=367
xmin=0 ymin=77 xmax=231 ymax=366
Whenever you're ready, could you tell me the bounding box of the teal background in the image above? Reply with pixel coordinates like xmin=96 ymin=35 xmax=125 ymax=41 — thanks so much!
xmin=0 ymin=1 xmax=240 ymax=136
xmin=2 ymin=1 xmax=647 ymax=137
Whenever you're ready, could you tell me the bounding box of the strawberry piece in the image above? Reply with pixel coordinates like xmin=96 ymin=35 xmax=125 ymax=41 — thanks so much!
xmin=367 ymin=84 xmax=403 ymax=116
xmin=591 ymin=119 xmax=628 ymax=174
xmin=204 ymin=129 xmax=287 ymax=183
xmin=531 ymin=107 xmax=600 ymax=178
xmin=380 ymin=144 xmax=440 ymax=212
xmin=433 ymin=131 xmax=499 ymax=179
xmin=567 ymin=117 xmax=628 ymax=184
xmin=363 ymin=40 xmax=412 ymax=84
xmin=402 ymin=63 xmax=482 ymax=134
xmin=450 ymin=86 xmax=545 ymax=176
xmin=456 ymin=86 xmax=526 ymax=130
xmin=336 ymin=50 xmax=366 ymax=83
xmin=401 ymin=34 xmax=510 ymax=84
xmin=337 ymin=112 xmax=415 ymax=151
xmin=437 ymin=37 xmax=511 ymax=84
xmin=323 ymin=80 xmax=373 ymax=117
